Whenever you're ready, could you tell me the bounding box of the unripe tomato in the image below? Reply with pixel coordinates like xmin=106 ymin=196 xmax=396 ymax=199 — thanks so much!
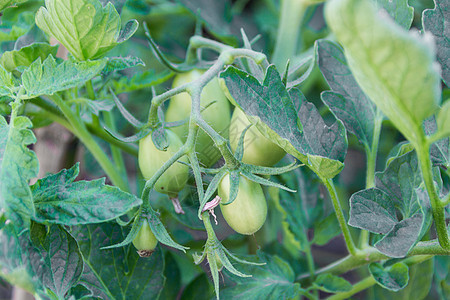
xmin=165 ymin=69 xmax=231 ymax=167
xmin=229 ymin=108 xmax=285 ymax=166
xmin=138 ymin=129 xmax=189 ymax=197
xmin=132 ymin=219 xmax=158 ymax=257
xmin=218 ymin=174 xmax=267 ymax=235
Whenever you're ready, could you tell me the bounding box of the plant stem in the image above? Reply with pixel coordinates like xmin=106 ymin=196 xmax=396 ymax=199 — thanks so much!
xmin=272 ymin=0 xmax=309 ymax=72
xmin=326 ymin=255 xmax=433 ymax=300
xmin=359 ymin=111 xmax=383 ymax=248
xmin=103 ymin=111 xmax=129 ymax=192
xmin=86 ymin=80 xmax=100 ymax=127
xmin=322 ymin=178 xmax=357 ymax=256
xmin=327 ymin=276 xmax=376 ymax=300
xmin=48 ymin=93 xmax=128 ymax=191
xmin=297 ymin=241 xmax=449 ymax=280
xmin=29 ymin=97 xmax=138 ymax=156
xmin=416 ymin=135 xmax=450 ymax=249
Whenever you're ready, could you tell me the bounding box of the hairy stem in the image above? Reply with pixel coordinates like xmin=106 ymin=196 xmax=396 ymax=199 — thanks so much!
xmin=323 ymin=178 xmax=357 ymax=256
xmin=416 ymin=135 xmax=450 ymax=249
xmin=272 ymin=0 xmax=309 ymax=72
xmin=48 ymin=93 xmax=128 ymax=191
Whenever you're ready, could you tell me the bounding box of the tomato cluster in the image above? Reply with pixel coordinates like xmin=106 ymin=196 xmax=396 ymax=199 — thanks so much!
xmin=138 ymin=70 xmax=285 ymax=237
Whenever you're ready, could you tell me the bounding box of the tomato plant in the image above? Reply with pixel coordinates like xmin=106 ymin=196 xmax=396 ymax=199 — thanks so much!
xmin=0 ymin=0 xmax=449 ymax=300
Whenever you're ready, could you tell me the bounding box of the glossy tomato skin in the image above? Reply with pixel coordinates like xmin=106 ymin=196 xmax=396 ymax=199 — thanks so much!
xmin=218 ymin=174 xmax=267 ymax=235
xmin=138 ymin=129 xmax=189 ymax=196
xmin=165 ymin=70 xmax=231 ymax=167
xmin=229 ymin=108 xmax=285 ymax=167
xmin=132 ymin=219 xmax=158 ymax=257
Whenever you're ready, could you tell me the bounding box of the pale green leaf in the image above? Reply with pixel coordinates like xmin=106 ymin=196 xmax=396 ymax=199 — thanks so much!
xmin=35 ymin=0 xmax=138 ymax=61
xmin=22 ymin=55 xmax=106 ymax=98
xmin=325 ymin=0 xmax=441 ymax=144
xmin=0 ymin=43 xmax=58 ymax=72
xmin=437 ymin=101 xmax=450 ymax=138
xmin=0 ymin=65 xmax=15 ymax=97
xmin=0 ymin=115 xmax=38 ymax=229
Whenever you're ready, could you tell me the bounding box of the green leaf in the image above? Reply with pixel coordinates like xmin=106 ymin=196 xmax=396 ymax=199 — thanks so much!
xmin=0 ymin=115 xmax=38 ymax=229
xmin=0 ymin=224 xmax=41 ymax=295
xmin=369 ymin=262 xmax=409 ymax=292
xmin=31 ymin=164 xmax=142 ymax=225
xmin=180 ymin=273 xmax=214 ymax=300
xmin=424 ymin=117 xmax=449 ymax=167
xmin=221 ymin=251 xmax=303 ymax=299
xmin=22 ymin=55 xmax=106 ymax=98
xmin=316 ymin=39 xmax=378 ymax=149
xmin=313 ymin=273 xmax=352 ymax=293
xmin=112 ymin=69 xmax=173 ymax=94
xmin=348 ymin=188 xmax=398 ymax=234
xmin=35 ymin=0 xmax=138 ymax=61
xmin=29 ymin=224 xmax=83 ymax=298
xmin=325 ymin=0 xmax=441 ymax=144
xmin=101 ymin=56 xmax=144 ymax=76
xmin=0 ymin=11 xmax=34 ymax=42
xmin=374 ymin=0 xmax=414 ymax=30
xmin=72 ymin=222 xmax=165 ymax=299
xmin=423 ymin=0 xmax=450 ymax=87
xmin=159 ymin=252 xmax=181 ymax=300
xmin=0 ymin=65 xmax=16 ymax=97
xmin=0 ymin=43 xmax=58 ymax=72
xmin=0 ymin=0 xmax=26 ymax=12
xmin=348 ymin=151 xmax=434 ymax=257
xmin=437 ymin=101 xmax=450 ymax=138
xmin=372 ymin=260 xmax=434 ymax=300
xmin=220 ymin=65 xmax=347 ymax=179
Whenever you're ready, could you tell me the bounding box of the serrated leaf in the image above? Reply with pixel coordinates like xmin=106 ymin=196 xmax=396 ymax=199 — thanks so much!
xmin=374 ymin=0 xmax=414 ymax=30
xmin=0 ymin=224 xmax=41 ymax=294
xmin=0 ymin=43 xmax=58 ymax=72
xmin=22 ymin=55 xmax=106 ymax=98
xmin=423 ymin=0 xmax=450 ymax=87
xmin=369 ymin=262 xmax=409 ymax=292
xmin=72 ymin=222 xmax=164 ymax=300
xmin=31 ymin=164 xmax=142 ymax=225
xmin=29 ymin=225 xmax=83 ymax=298
xmin=220 ymin=65 xmax=347 ymax=178
xmin=0 ymin=11 xmax=34 ymax=42
xmin=325 ymin=0 xmax=441 ymax=144
xmin=0 ymin=115 xmax=38 ymax=229
xmin=112 ymin=69 xmax=173 ymax=94
xmin=101 ymin=56 xmax=144 ymax=76
xmin=314 ymin=273 xmax=352 ymax=293
xmin=221 ymin=251 xmax=303 ymax=299
xmin=0 ymin=65 xmax=15 ymax=97
xmin=317 ymin=39 xmax=377 ymax=149
xmin=35 ymin=0 xmax=138 ymax=61
xmin=437 ymin=101 xmax=450 ymax=138
xmin=348 ymin=188 xmax=398 ymax=234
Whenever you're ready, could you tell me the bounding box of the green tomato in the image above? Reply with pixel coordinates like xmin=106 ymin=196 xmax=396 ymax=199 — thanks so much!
xmin=132 ymin=219 xmax=158 ymax=257
xmin=165 ymin=69 xmax=231 ymax=167
xmin=229 ymin=108 xmax=285 ymax=166
xmin=218 ymin=174 xmax=267 ymax=235
xmin=138 ymin=129 xmax=189 ymax=197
